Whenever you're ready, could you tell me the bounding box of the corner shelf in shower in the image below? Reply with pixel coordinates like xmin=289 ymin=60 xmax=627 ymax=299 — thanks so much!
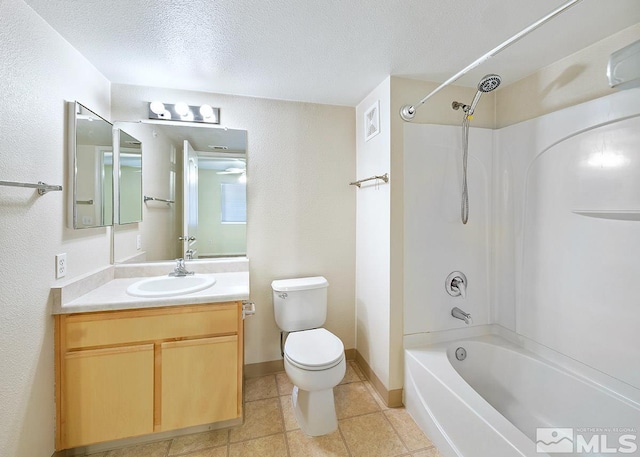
xmin=571 ymin=209 xmax=640 ymax=221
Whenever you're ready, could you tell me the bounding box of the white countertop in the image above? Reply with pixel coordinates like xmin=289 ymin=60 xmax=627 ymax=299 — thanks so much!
xmin=53 ymin=271 xmax=249 ymax=314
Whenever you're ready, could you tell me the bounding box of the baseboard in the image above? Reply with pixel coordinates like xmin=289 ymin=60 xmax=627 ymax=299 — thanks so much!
xmin=354 ymin=350 xmax=403 ymax=408
xmin=244 ymin=359 xmax=284 ymax=378
xmin=244 ymin=348 xmax=357 ymax=378
xmin=53 ymin=417 xmax=242 ymax=456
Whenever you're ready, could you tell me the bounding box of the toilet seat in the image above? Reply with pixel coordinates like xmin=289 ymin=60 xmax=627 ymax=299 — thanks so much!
xmin=284 ymin=328 xmax=344 ymax=371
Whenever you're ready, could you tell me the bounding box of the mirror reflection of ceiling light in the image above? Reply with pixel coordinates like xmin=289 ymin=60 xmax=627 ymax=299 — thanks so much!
xmin=216 ymin=167 xmax=246 ymax=175
xmin=148 ymin=101 xmax=220 ymax=124
xmin=587 ymin=151 xmax=628 ymax=168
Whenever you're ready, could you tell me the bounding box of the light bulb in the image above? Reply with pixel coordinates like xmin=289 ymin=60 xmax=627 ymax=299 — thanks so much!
xmin=149 ymin=101 xmax=165 ymax=115
xmin=174 ymin=102 xmax=190 ymax=117
xmin=199 ymin=104 xmax=214 ymax=119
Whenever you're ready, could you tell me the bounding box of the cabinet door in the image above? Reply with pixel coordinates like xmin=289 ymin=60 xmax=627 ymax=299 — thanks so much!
xmin=161 ymin=335 xmax=239 ymax=430
xmin=63 ymin=344 xmax=154 ymax=448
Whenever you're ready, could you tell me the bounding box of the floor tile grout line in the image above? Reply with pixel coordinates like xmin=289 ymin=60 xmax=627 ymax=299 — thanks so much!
xmin=274 ymin=385 xmax=292 ymax=457
xmin=168 ymin=442 xmax=230 ymax=457
xmin=381 ymin=409 xmax=436 ymax=454
xmin=336 ymin=422 xmax=354 ymax=457
xmin=229 ymin=429 xmax=290 ymax=446
xmin=380 ymin=409 xmax=415 ymax=456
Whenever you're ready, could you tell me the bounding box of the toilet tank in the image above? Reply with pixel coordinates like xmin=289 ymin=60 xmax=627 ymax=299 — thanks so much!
xmin=272 ymin=276 xmax=328 ymax=332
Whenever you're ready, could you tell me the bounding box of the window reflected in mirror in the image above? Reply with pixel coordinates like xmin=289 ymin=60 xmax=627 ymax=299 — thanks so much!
xmin=200 ymin=157 xmax=246 ymax=257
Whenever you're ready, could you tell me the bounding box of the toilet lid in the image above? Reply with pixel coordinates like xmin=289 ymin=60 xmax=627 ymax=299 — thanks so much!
xmin=284 ymin=328 xmax=344 ymax=369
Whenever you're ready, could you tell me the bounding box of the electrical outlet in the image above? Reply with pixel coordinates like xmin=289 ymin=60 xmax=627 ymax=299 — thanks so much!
xmin=56 ymin=253 xmax=67 ymax=279
xmin=136 ymin=235 xmax=142 ymax=250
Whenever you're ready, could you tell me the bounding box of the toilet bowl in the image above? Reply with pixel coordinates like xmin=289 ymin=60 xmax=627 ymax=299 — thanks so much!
xmin=283 ymin=328 xmax=346 ymax=436
xmin=271 ymin=276 xmax=346 ymax=436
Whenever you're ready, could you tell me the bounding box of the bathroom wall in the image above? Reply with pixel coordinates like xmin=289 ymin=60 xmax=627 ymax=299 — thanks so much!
xmin=111 ymin=84 xmax=356 ymax=365
xmin=496 ymin=23 xmax=640 ymax=128
xmin=0 ymin=1 xmax=111 ymax=456
xmin=355 ymin=78 xmax=392 ymax=393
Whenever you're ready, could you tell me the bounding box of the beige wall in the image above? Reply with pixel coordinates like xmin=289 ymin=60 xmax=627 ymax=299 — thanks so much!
xmin=355 ymin=78 xmax=392 ymax=388
xmin=111 ymin=84 xmax=356 ymax=364
xmin=497 ymin=23 xmax=640 ymax=128
xmin=0 ymin=1 xmax=111 ymax=456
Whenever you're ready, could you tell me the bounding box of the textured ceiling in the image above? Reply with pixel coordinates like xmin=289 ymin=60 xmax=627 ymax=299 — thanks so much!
xmin=23 ymin=0 xmax=640 ymax=106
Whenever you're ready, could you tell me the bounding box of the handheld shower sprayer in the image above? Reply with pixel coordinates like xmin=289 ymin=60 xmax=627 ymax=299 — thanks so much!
xmin=466 ymin=74 xmax=501 ymax=116
xmin=455 ymin=74 xmax=501 ymax=225
xmin=452 ymin=74 xmax=502 ymax=117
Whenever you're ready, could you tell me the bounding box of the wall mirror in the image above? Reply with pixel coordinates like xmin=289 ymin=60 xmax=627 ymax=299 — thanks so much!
xmin=68 ymin=101 xmax=114 ymax=229
xmin=115 ymin=129 xmax=143 ymax=224
xmin=112 ymin=121 xmax=247 ymax=263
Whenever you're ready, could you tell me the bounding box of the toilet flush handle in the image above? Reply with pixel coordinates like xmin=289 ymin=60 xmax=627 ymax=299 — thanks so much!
xmin=278 ymin=292 xmax=288 ymax=299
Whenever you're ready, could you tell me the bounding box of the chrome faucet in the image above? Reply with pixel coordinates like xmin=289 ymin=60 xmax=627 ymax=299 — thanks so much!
xmin=451 ymin=307 xmax=472 ymax=325
xmin=451 ymin=276 xmax=466 ymax=298
xmin=445 ymin=271 xmax=467 ymax=298
xmin=169 ymin=258 xmax=194 ymax=277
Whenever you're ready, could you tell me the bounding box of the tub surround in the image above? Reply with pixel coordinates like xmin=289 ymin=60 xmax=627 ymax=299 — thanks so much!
xmin=51 ymin=259 xmax=249 ymax=314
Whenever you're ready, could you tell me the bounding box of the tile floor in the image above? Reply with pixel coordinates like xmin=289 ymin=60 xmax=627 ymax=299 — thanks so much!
xmin=88 ymin=362 xmax=440 ymax=457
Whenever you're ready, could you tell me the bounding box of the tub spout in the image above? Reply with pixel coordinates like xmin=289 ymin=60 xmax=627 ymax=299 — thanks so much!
xmin=452 ymin=307 xmax=472 ymax=325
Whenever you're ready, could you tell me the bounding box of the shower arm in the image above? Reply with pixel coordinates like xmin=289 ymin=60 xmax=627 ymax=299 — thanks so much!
xmin=399 ymin=0 xmax=583 ymax=121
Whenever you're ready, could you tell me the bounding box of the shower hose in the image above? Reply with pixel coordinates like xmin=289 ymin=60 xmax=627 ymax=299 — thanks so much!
xmin=461 ymin=114 xmax=471 ymax=225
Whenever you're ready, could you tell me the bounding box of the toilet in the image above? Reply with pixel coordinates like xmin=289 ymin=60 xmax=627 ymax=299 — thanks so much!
xmin=271 ymin=276 xmax=346 ymax=436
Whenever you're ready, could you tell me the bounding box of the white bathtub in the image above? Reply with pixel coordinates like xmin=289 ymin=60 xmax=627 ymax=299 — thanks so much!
xmin=404 ymin=334 xmax=640 ymax=457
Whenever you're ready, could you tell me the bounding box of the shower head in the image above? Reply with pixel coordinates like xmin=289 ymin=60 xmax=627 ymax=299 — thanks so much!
xmin=477 ymin=74 xmax=501 ymax=92
xmin=467 ymin=74 xmax=502 ymax=116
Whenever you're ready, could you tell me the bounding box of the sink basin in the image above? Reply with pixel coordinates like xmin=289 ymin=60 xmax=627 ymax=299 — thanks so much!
xmin=126 ymin=274 xmax=216 ymax=298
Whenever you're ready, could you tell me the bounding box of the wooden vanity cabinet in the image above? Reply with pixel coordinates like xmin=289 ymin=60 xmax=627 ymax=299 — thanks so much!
xmin=55 ymin=302 xmax=243 ymax=450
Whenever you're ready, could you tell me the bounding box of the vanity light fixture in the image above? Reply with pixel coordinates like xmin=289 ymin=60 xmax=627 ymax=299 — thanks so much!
xmin=148 ymin=101 xmax=220 ymax=124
